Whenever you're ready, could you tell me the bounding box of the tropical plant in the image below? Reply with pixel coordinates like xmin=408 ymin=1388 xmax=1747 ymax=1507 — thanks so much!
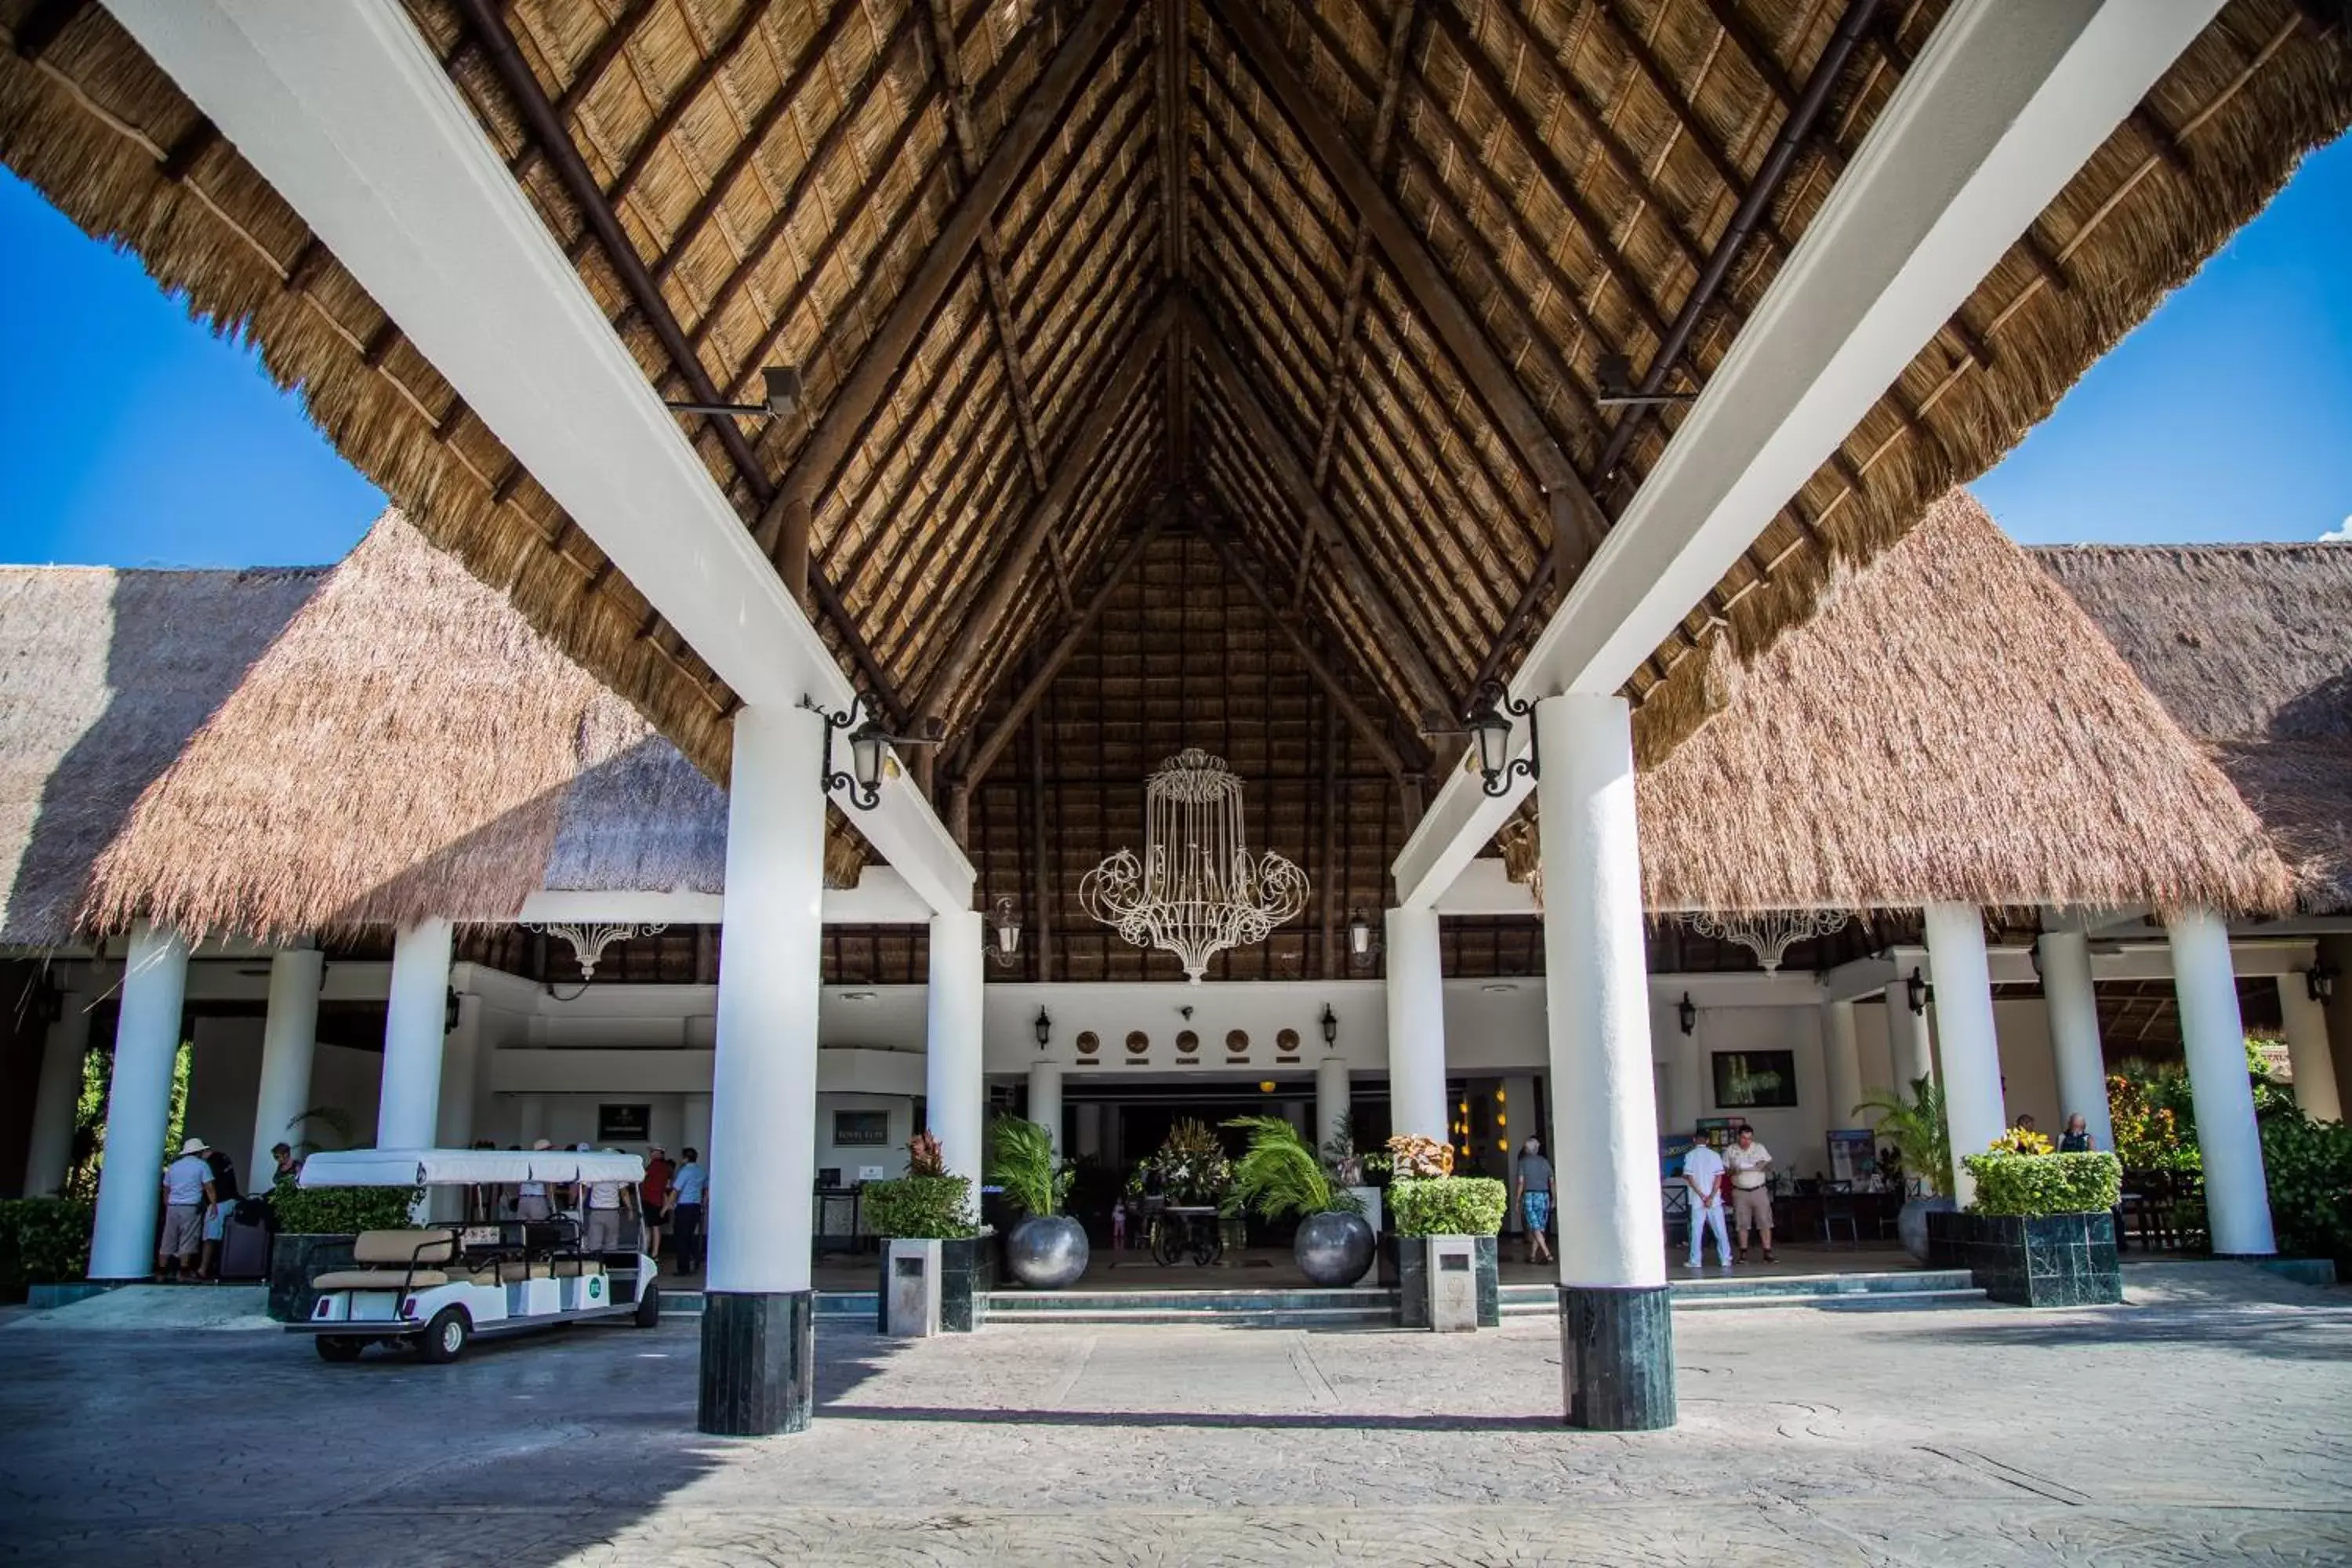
xmin=1385 ymin=1133 xmax=1454 ymax=1180
xmin=987 ymin=1116 xmax=1073 ymax=1218
xmin=268 ymin=1175 xmax=418 ymax=1234
xmin=2107 ymin=1071 xmax=2199 ymax=1172
xmin=2259 ymin=1112 xmax=2352 ymax=1263
xmin=0 ymin=1198 xmax=93 ymax=1301
xmin=1853 ymin=1077 xmax=1951 ymax=1196
xmin=1390 ymin=1176 xmax=1506 ymax=1236
xmin=1959 ymin=1149 xmax=2121 ymax=1216
xmin=906 ymin=1130 xmax=946 ymax=1178
xmin=862 ymin=1174 xmax=978 ymax=1239
xmin=1134 ymin=1117 xmax=1234 ymax=1205
xmin=61 ymin=1040 xmax=193 ymax=1200
xmin=1222 ymin=1116 xmax=1362 ymax=1221
xmin=1989 ymin=1126 xmax=2056 ymax=1156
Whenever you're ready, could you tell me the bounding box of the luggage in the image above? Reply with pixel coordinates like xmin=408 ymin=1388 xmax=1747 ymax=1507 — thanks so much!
xmin=218 ymin=1207 xmax=274 ymax=1281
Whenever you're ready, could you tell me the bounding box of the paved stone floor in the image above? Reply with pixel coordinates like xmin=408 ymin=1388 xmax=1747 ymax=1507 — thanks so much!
xmin=2 ymin=1264 xmax=2347 ymax=1566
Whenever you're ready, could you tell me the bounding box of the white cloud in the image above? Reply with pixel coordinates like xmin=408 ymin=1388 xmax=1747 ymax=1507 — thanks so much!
xmin=2321 ymin=516 xmax=2352 ymax=545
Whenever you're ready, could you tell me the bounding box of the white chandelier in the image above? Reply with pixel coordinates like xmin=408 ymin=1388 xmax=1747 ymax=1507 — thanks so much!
xmin=1079 ymin=749 xmax=1308 ymax=983
xmin=1683 ymin=909 xmax=1849 ymax=974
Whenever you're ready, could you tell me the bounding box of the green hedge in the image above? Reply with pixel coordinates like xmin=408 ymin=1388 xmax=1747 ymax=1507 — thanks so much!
xmin=2261 ymin=1115 xmax=2352 ymax=1263
xmin=862 ymin=1174 xmax=978 ymax=1239
xmin=1390 ymin=1176 xmax=1507 ymax=1237
xmin=0 ymin=1198 xmax=93 ymax=1301
xmin=1960 ymin=1152 xmax=2121 ymax=1216
xmin=269 ymin=1175 xmax=419 ymax=1235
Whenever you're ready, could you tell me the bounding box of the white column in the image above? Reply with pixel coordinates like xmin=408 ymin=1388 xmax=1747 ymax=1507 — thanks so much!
xmin=2279 ymin=974 xmax=2341 ymax=1124
xmin=2169 ymin=911 xmax=2274 ymax=1255
xmin=1535 ymin=695 xmax=1666 ymax=1290
xmin=1073 ymin=1103 xmax=1104 ymax=1161
xmin=681 ymin=1093 xmax=712 ymax=1162
xmin=2038 ymin=929 xmax=2114 ymax=1154
xmin=89 ymin=923 xmax=190 ymax=1279
xmin=924 ymin=910 xmax=985 ymax=1188
xmin=1027 ymin=1060 xmax=1064 ymax=1158
xmin=1819 ymin=1000 xmax=1863 ymax=1133
xmin=1885 ymin=977 xmax=1934 ymax=1089
xmin=1314 ymin=1055 xmax=1352 ymax=1156
xmin=1925 ymin=903 xmax=2006 ymax=1206
xmin=249 ymin=944 xmax=322 ymax=1181
xmin=24 ymin=988 xmax=96 ymax=1197
xmin=434 ymin=989 xmax=482 ymax=1149
xmin=707 ymin=703 xmax=828 ymax=1297
xmin=1385 ymin=907 xmax=1447 ymax=1143
xmin=376 ymin=918 xmax=453 ymax=1149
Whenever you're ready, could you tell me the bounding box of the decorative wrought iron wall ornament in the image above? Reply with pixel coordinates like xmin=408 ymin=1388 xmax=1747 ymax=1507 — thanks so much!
xmin=522 ymin=921 xmax=670 ymax=982
xmin=1079 ymin=750 xmax=1310 ymax=982
xmin=1682 ymin=909 xmax=1850 ymax=974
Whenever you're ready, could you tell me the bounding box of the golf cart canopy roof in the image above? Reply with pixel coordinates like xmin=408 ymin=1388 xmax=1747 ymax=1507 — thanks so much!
xmin=298 ymin=1148 xmax=647 ymax=1189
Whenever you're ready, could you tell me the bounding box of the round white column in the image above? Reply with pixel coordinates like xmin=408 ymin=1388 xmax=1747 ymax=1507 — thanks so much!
xmin=24 ymin=989 xmax=95 ymax=1197
xmin=1384 ymin=907 xmax=1447 ymax=1142
xmin=1314 ymin=1054 xmax=1352 ymax=1156
xmin=924 ymin=910 xmax=985 ymax=1186
xmin=2278 ymin=974 xmax=2341 ymax=1123
xmin=1027 ymin=1060 xmax=1064 ymax=1157
xmin=89 ymin=923 xmax=190 ymax=1279
xmin=376 ymin=918 xmax=453 ymax=1149
xmin=2038 ymin=929 xmax=2114 ymax=1153
xmin=249 ymin=944 xmax=322 ymax=1181
xmin=435 ymin=989 xmax=481 ymax=1149
xmin=1073 ymin=1103 xmax=1104 ymax=1160
xmin=2169 ymin=910 xmax=2275 ymax=1256
xmin=1883 ymin=977 xmax=1934 ymax=1089
xmin=1924 ymin=903 xmax=2006 ymax=1206
xmin=1820 ymin=1000 xmax=1863 ymax=1132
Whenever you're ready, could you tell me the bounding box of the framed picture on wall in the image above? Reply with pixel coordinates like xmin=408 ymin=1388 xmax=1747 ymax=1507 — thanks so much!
xmin=597 ymin=1103 xmax=651 ymax=1142
xmin=833 ymin=1109 xmax=890 ymax=1147
xmin=1711 ymin=1051 xmax=1798 ymax=1109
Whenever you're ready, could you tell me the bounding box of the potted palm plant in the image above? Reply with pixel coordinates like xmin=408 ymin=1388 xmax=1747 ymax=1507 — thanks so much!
xmin=1223 ymin=1116 xmax=1374 ymax=1287
xmin=989 ymin=1116 xmax=1085 ymax=1289
xmin=1854 ymin=1077 xmax=1955 ymax=1262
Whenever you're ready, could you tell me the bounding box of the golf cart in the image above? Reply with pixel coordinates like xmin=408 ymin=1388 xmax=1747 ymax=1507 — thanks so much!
xmin=289 ymin=1147 xmax=659 ymax=1363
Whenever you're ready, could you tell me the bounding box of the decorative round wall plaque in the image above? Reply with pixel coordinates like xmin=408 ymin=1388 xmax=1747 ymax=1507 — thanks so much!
xmin=1276 ymin=1028 xmax=1300 ymax=1051
xmin=1176 ymin=1029 xmax=1200 ymax=1054
xmin=1225 ymin=1029 xmax=1249 ymax=1051
xmin=1076 ymin=1030 xmax=1100 ymax=1056
xmin=1125 ymin=1030 xmax=1149 ymax=1055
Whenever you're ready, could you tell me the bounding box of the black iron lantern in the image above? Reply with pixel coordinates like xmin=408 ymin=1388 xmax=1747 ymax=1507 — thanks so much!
xmin=989 ymin=897 xmax=1021 ymax=968
xmin=1319 ymin=1003 xmax=1338 ymax=1045
xmin=445 ymin=986 xmax=462 ymax=1033
xmin=1677 ymin=993 xmax=1697 ymax=1036
xmin=1348 ymin=909 xmax=1372 ymax=956
xmin=808 ymin=693 xmax=936 ymax=810
xmin=1033 ymin=1007 xmax=1052 ymax=1049
xmin=1906 ymin=966 xmax=1929 ymax=1015
xmin=2309 ymin=965 xmax=2339 ymax=1005
xmin=1461 ymin=678 xmax=1538 ymax=798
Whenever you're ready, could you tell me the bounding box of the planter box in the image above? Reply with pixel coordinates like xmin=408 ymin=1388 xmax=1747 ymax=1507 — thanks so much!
xmin=1392 ymin=1235 xmax=1499 ymax=1330
xmin=1927 ymin=1210 xmax=2120 ymax=1307
xmin=268 ymin=1233 xmax=358 ymax=1323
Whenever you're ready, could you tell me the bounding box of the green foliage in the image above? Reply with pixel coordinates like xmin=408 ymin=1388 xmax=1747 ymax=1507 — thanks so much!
xmin=1221 ymin=1116 xmax=1360 ymax=1221
xmin=2107 ymin=1069 xmax=2200 ymax=1172
xmin=161 ymin=1040 xmax=191 ymax=1164
xmin=863 ymin=1174 xmax=977 ymax=1238
xmin=1130 ymin=1117 xmax=1234 ymax=1205
xmin=1390 ymin=1176 xmax=1507 ymax=1236
xmin=987 ymin=1117 xmax=1073 ymax=1218
xmin=0 ymin=1199 xmax=93 ymax=1301
xmin=1960 ymin=1152 xmax=2122 ymax=1216
xmin=1854 ymin=1077 xmax=1951 ymax=1195
xmin=60 ymin=1040 xmax=194 ymax=1201
xmin=2259 ymin=1113 xmax=2352 ymax=1263
xmin=268 ymin=1174 xmax=418 ymax=1235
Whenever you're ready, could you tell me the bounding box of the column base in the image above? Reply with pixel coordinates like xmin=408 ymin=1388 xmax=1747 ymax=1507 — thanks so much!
xmin=1559 ymin=1284 xmax=1676 ymax=1432
xmin=698 ymin=1290 xmax=815 ymax=1436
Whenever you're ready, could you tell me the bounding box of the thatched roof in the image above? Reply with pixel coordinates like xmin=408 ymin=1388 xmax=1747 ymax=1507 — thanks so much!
xmin=2 ymin=0 xmax=2343 ymax=793
xmin=1501 ymin=492 xmax=2296 ymax=916
xmin=2038 ymin=539 xmax=2352 ymax=914
xmin=0 ymin=564 xmax=317 ymax=946
xmin=66 ymin=512 xmax=858 ymax=945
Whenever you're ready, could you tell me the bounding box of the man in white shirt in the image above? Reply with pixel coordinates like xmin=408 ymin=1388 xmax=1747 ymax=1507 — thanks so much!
xmin=1725 ymin=1125 xmax=1777 ymax=1262
xmin=1681 ymin=1131 xmax=1733 ymax=1270
xmin=158 ymin=1137 xmax=216 ymax=1282
xmin=581 ymin=1158 xmax=637 ymax=1253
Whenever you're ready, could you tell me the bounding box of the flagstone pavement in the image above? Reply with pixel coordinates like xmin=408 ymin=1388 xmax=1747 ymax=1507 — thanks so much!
xmin=2 ymin=1263 xmax=2347 ymax=1566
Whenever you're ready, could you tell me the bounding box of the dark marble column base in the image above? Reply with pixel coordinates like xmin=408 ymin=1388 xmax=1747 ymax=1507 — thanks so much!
xmin=1559 ymin=1283 xmax=1676 ymax=1432
xmin=699 ymin=1290 xmax=815 ymax=1436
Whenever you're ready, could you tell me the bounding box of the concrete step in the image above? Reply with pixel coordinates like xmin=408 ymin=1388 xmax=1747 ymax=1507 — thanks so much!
xmin=984 ymin=1305 xmax=1396 ymax=1328
xmin=1493 ymin=1270 xmax=1984 ymax=1314
xmin=653 ymin=1290 xmax=874 ymax=1319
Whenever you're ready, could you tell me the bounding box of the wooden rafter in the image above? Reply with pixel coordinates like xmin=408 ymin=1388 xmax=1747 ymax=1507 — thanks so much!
xmin=1157 ymin=0 xmax=1192 ymax=482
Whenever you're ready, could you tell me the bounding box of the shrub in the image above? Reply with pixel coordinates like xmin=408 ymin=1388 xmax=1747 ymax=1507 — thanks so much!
xmin=1960 ymin=1151 xmax=2121 ymax=1217
xmin=1222 ymin=1116 xmax=1360 ymax=1221
xmin=0 ymin=1198 xmax=93 ymax=1301
xmin=1390 ymin=1176 xmax=1506 ymax=1236
xmin=268 ymin=1175 xmax=418 ymax=1234
xmin=2260 ymin=1114 xmax=2352 ymax=1264
xmin=862 ymin=1174 xmax=978 ymax=1239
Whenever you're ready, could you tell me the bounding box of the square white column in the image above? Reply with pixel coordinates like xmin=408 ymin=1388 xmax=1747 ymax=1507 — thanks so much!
xmin=924 ymin=910 xmax=985 ymax=1186
xmin=1384 ymin=907 xmax=1447 ymax=1144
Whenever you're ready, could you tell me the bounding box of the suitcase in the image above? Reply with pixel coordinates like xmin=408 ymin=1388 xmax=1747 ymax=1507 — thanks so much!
xmin=218 ymin=1208 xmax=274 ymax=1281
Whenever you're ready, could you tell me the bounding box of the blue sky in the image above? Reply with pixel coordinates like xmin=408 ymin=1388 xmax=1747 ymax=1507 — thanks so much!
xmin=0 ymin=133 xmax=2347 ymax=568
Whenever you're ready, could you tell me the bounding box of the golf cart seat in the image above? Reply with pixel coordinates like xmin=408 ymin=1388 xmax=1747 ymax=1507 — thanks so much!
xmin=309 ymin=1229 xmax=457 ymax=1290
xmin=311 ymin=1268 xmax=452 ymax=1290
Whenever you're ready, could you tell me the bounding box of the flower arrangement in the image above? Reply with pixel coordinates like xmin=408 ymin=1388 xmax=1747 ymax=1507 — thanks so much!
xmin=1385 ymin=1134 xmax=1454 ymax=1180
xmin=1131 ymin=1118 xmax=1235 ymax=1206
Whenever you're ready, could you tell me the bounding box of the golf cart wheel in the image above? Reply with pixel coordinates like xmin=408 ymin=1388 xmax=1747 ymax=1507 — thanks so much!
xmin=314 ymin=1335 xmax=365 ymax=1363
xmin=635 ymin=1283 xmax=661 ymax=1328
xmin=416 ymin=1307 xmax=470 ymax=1364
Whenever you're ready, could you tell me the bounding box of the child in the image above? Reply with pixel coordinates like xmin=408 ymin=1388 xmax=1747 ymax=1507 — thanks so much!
xmin=1109 ymin=1198 xmax=1127 ymax=1252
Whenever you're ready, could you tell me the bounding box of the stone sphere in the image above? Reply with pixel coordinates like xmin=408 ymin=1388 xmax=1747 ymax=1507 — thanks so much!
xmin=1294 ymin=1210 xmax=1376 ymax=1287
xmin=1005 ymin=1214 xmax=1090 ymax=1289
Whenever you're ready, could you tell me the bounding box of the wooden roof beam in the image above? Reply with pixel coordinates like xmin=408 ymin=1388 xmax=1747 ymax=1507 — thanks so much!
xmin=1157 ymin=0 xmax=1192 ymax=481
xmin=757 ymin=0 xmax=1134 ymax=560
xmin=1202 ymin=0 xmax=1607 ymax=579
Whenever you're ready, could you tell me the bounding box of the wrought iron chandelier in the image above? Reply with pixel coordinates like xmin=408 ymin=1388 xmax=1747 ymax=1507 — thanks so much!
xmin=1078 ymin=749 xmax=1308 ymax=983
xmin=1683 ymin=909 xmax=1849 ymax=974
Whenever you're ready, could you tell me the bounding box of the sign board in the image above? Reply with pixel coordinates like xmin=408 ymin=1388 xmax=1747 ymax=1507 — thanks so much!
xmin=597 ymin=1103 xmax=651 ymax=1142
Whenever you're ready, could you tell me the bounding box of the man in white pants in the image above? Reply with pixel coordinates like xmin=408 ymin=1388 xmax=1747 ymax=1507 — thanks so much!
xmin=1681 ymin=1131 xmax=1733 ymax=1270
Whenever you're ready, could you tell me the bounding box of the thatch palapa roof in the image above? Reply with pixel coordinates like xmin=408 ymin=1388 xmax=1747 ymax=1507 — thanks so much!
xmin=1 ymin=1 xmax=2344 ymax=800
xmin=1501 ymin=492 xmax=2296 ymax=917
xmin=2038 ymin=540 xmax=2352 ymax=915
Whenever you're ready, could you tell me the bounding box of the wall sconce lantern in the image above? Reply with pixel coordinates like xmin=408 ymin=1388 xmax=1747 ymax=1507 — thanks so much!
xmin=988 ymin=897 xmax=1022 ymax=968
xmin=1677 ymin=993 xmax=1697 ymax=1036
xmin=445 ymin=986 xmax=462 ymax=1034
xmin=1319 ymin=1003 xmax=1338 ymax=1046
xmin=1347 ymin=908 xmax=1378 ymax=967
xmin=804 ymin=692 xmax=936 ymax=810
xmin=1462 ymin=679 xmax=1539 ymax=798
xmin=1906 ymin=967 xmax=1929 ymax=1015
xmin=1033 ymin=1007 xmax=1052 ymax=1050
xmin=2308 ymin=965 xmax=2339 ymax=1005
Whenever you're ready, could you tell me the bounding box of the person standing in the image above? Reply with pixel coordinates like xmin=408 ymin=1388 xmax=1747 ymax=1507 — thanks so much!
xmin=581 ymin=1158 xmax=635 ymax=1254
xmin=517 ymin=1138 xmax=556 ymax=1223
xmin=158 ymin=1138 xmax=216 ymax=1283
xmin=640 ymin=1145 xmax=673 ymax=1261
xmin=1724 ymin=1125 xmax=1776 ymax=1263
xmin=195 ymin=1147 xmax=242 ymax=1282
xmin=2058 ymin=1113 xmax=2094 ymax=1152
xmin=1681 ymin=1129 xmax=1733 ymax=1270
xmin=666 ymin=1146 xmax=706 ymax=1275
xmin=269 ymin=1142 xmax=300 ymax=1185
xmin=1514 ymin=1138 xmax=1555 ymax=1266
